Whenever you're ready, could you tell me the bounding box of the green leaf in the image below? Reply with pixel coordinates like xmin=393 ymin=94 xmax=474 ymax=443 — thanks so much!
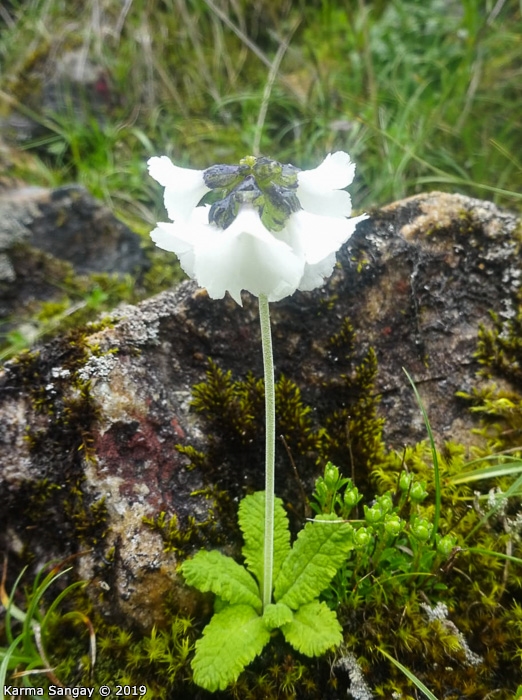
xmin=281 ymin=601 xmax=342 ymax=656
xmin=191 ymin=604 xmax=270 ymax=691
xmin=262 ymin=602 xmax=293 ymax=630
xmin=181 ymin=550 xmax=262 ymax=611
xmin=239 ymin=491 xmax=291 ymax=588
xmin=274 ymin=518 xmax=354 ymax=609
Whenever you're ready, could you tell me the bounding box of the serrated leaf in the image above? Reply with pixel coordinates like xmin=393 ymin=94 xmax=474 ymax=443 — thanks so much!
xmin=239 ymin=491 xmax=291 ymax=589
xmin=262 ymin=602 xmax=293 ymax=630
xmin=281 ymin=600 xmax=342 ymax=656
xmin=274 ymin=519 xmax=354 ymax=608
xmin=181 ymin=550 xmax=262 ymax=611
xmin=191 ymin=604 xmax=270 ymax=691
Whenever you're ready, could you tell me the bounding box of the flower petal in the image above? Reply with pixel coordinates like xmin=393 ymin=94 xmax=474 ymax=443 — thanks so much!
xmin=193 ymin=206 xmax=304 ymax=305
xmin=299 ymin=151 xmax=356 ymax=190
xmin=148 ymin=156 xmax=210 ymax=221
xmin=150 ymin=207 xmax=214 ymax=278
xmin=297 ymin=152 xmax=356 ymax=218
xmin=284 ymin=211 xmax=368 ymax=266
xmin=298 ymin=253 xmax=337 ymax=292
xmin=297 ymin=188 xmax=353 ymax=218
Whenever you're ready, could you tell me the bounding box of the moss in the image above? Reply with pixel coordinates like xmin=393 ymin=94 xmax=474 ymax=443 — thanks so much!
xmin=144 ymin=510 xmax=213 ymax=555
xmin=187 ymin=317 xmax=386 ymax=496
xmin=89 ymin=614 xmax=196 ymax=697
xmin=0 ymin=238 xmax=181 ymax=361
xmin=0 ymin=564 xmax=198 ymax=699
xmin=455 ymin=287 xmax=522 ymax=452
xmin=174 ymin=444 xmax=210 ymax=471
xmin=165 ymin=309 xmax=522 ymax=698
xmin=5 ymin=322 xmax=118 ymax=555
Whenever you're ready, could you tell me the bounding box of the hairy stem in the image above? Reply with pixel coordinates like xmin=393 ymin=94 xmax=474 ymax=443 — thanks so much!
xmin=258 ymin=294 xmax=275 ymax=608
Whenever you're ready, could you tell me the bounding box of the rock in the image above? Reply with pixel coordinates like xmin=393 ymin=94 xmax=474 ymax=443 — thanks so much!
xmin=0 ymin=191 xmax=520 ymax=629
xmin=0 ymin=184 xmax=146 ymax=275
xmin=0 ymin=183 xmax=149 ymax=330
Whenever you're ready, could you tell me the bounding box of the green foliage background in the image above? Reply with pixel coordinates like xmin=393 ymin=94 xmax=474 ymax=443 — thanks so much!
xmin=0 ymin=0 xmax=521 ymax=355
xmin=1 ymin=0 xmax=521 ymax=221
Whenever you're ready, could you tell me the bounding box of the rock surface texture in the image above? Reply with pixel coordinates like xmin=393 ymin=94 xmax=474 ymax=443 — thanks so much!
xmin=0 ymin=191 xmax=520 ymax=628
xmin=0 ymin=184 xmax=148 ymax=333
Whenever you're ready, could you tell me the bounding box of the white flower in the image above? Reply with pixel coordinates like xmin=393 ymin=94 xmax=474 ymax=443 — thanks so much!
xmin=296 ymin=151 xmax=355 ymax=217
xmin=148 ymin=152 xmax=367 ymax=305
xmin=151 ymin=205 xmax=304 ymax=305
xmin=148 ymin=156 xmax=210 ymax=221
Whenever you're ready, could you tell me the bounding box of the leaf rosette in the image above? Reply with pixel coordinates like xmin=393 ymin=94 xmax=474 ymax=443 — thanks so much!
xmin=180 ymin=491 xmax=354 ymax=691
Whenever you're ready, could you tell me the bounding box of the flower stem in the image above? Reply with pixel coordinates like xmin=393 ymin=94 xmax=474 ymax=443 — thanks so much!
xmin=258 ymin=294 xmax=275 ymax=609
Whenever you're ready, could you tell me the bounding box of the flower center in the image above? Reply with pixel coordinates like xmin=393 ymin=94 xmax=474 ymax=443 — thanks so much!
xmin=203 ymin=156 xmax=301 ymax=232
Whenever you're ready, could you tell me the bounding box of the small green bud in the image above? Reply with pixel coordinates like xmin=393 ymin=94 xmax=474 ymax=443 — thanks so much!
xmin=354 ymin=527 xmax=372 ymax=549
xmin=410 ymin=481 xmax=428 ymax=502
xmin=399 ymin=471 xmax=413 ymax=491
xmin=383 ymin=514 xmax=402 ymax=538
xmin=436 ymin=534 xmax=457 ymax=557
xmin=344 ymin=485 xmax=361 ymax=510
xmin=364 ymin=503 xmax=384 ymax=525
xmin=375 ymin=493 xmax=393 ymax=515
xmin=410 ymin=517 xmax=433 ymax=543
xmin=239 ymin=155 xmax=257 ymax=168
xmin=324 ymin=462 xmax=340 ymax=489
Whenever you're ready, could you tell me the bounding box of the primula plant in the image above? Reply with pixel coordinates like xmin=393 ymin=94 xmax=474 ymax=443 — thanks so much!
xmin=148 ymin=151 xmax=367 ymax=690
xmin=181 ymin=491 xmax=354 ymax=691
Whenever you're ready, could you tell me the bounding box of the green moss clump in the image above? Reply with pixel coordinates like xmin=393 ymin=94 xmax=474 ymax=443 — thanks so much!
xmin=456 ymin=293 xmax=522 ymax=452
xmin=187 ymin=317 xmax=385 ymax=494
xmin=91 ymin=615 xmax=196 ymax=697
xmin=190 ymin=359 xmax=264 ymax=444
xmin=143 ymin=492 xmax=227 ymax=555
xmin=0 ymin=562 xmax=197 ymax=699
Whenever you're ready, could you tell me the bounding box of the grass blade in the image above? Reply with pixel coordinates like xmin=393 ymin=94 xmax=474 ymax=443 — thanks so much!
xmin=449 ymin=459 xmax=522 ymax=485
xmin=378 ymin=647 xmax=439 ymax=700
